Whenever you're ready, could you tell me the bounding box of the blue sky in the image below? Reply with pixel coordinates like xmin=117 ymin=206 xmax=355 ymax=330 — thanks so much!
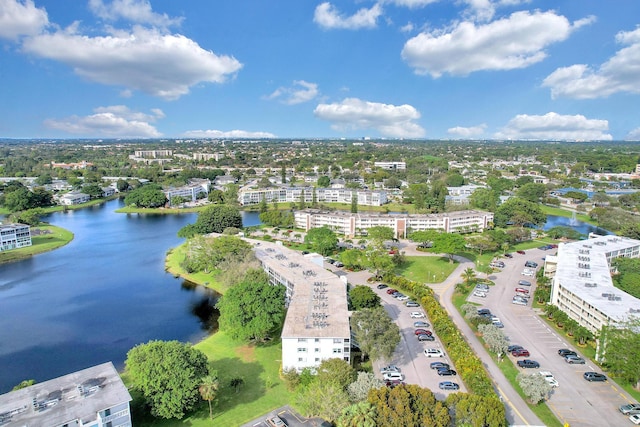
xmin=1 ymin=0 xmax=639 ymax=141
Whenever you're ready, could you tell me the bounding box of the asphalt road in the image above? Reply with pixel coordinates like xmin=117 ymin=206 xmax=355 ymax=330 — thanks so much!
xmin=473 ymin=247 xmax=638 ymax=427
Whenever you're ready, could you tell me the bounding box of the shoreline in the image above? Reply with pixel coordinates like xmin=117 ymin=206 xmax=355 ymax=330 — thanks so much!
xmin=0 ymin=224 xmax=74 ymax=264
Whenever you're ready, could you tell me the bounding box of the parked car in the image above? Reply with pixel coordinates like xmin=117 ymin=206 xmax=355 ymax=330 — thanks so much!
xmin=424 ymin=348 xmax=445 ymax=358
xmin=508 ymin=345 xmax=524 ymax=352
xmin=620 ymin=403 xmax=640 ymax=415
xmin=334 ymin=261 xmax=344 ymax=268
xmin=565 ymin=355 xmax=586 ymax=364
xmin=410 ymin=311 xmax=425 ymax=318
xmin=515 ymin=287 xmax=530 ymax=295
xmin=326 ymin=258 xmax=335 ymax=264
xmin=558 ymin=348 xmax=577 ymax=357
xmin=386 ymin=288 xmax=398 ymax=294
xmin=439 ymin=381 xmax=460 ymax=390
xmin=267 ymin=416 xmax=287 ymax=427
xmin=490 ymin=261 xmax=505 ymax=268
xmin=430 ymin=362 xmax=450 ymax=370
xmin=583 ymin=372 xmax=607 ymax=382
xmin=477 ymin=308 xmax=491 ymax=316
xmin=512 ymin=297 xmax=528 ymax=306
xmin=517 ymin=250 xmax=526 ymax=255
xmin=383 ymin=371 xmax=405 ymax=381
xmin=539 ymin=371 xmax=559 ymax=388
xmin=380 ymin=365 xmax=401 ymax=374
xmin=414 ymin=328 xmax=431 ymax=336
xmin=437 ymin=369 xmax=457 ymax=376
xmin=521 ymin=269 xmax=535 ymax=276
xmin=475 ymin=283 xmax=489 ymax=290
xmin=525 ymin=261 xmax=538 ymax=268
xmin=473 ymin=290 xmax=487 ymax=298
xmin=512 ymin=349 xmax=530 ymax=357
xmin=630 ymin=414 xmax=640 ymax=425
xmin=405 ymin=301 xmax=420 ymax=307
xmin=518 ymin=280 xmax=532 ymax=286
xmin=385 ymin=379 xmax=405 ymax=389
xmin=493 ymin=321 xmax=504 ymax=328
xmin=504 ymin=253 xmax=513 ymax=258
xmin=396 ymin=294 xmax=409 ymax=301
xmin=377 ymin=283 xmax=388 ymax=289
xmin=417 ymin=333 xmax=435 ymax=341
xmin=413 ymin=321 xmax=430 ymax=328
xmin=517 ymin=359 xmax=540 ymax=368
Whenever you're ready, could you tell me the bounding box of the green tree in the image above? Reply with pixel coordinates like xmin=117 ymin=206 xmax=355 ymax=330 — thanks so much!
xmin=478 ymin=324 xmax=509 ymax=358
xmin=3 ymin=187 xmax=34 ymax=211
xmin=178 ymin=205 xmax=243 ymax=238
xmin=469 ymin=188 xmax=500 ymax=211
xmin=82 ymin=183 xmax=104 ymax=199
xmin=216 ymin=269 xmax=286 ymax=341
xmin=431 ymin=232 xmax=466 ymax=263
xmin=296 ymin=380 xmax=350 ymax=422
xmin=12 ymin=208 xmax=45 ymax=226
xmin=517 ymin=373 xmax=552 ymax=404
xmin=487 ymin=176 xmax=514 ymax=194
xmin=317 ymin=175 xmax=331 ymax=187
xmin=365 ymin=249 xmax=396 ymax=279
xmin=350 ymin=307 xmax=400 ymax=362
xmin=349 ymin=285 xmax=381 ymax=310
xmin=366 ymin=226 xmax=394 ymax=247
xmin=317 ymin=358 xmax=356 ymax=391
xmin=516 ymin=182 xmax=547 ymax=203
xmin=445 ymin=394 xmax=507 ymax=427
xmin=445 ymin=173 xmax=464 ymax=187
xmin=341 ymin=249 xmax=364 ymax=270
xmin=461 ymin=267 xmax=476 ymax=286
xmin=304 ymin=227 xmax=338 ymax=256
xmin=351 ymin=193 xmax=358 ymax=213
xmin=346 ymin=372 xmax=385 ymax=403
xmin=368 ymin=384 xmax=450 ymax=427
xmin=199 ymin=373 xmax=219 ymax=419
xmin=338 ymin=401 xmax=378 ymax=427
xmin=493 ymin=197 xmax=546 ymax=227
xmin=299 ymin=189 xmax=306 ymax=210
xmin=600 ymin=318 xmax=640 ymax=388
xmin=12 ymin=379 xmax=35 ymax=390
xmin=116 ymin=179 xmax=130 ymax=192
xmin=124 ymin=184 xmax=167 ymax=208
xmin=259 ymin=197 xmax=268 ymax=213
xmin=125 ymin=340 xmax=209 ymax=419
xmin=564 ymin=190 xmax=588 ymax=203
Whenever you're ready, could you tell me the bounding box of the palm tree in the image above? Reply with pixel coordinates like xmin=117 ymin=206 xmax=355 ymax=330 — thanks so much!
xmin=199 ymin=373 xmax=219 ymax=419
xmin=462 ymin=267 xmax=476 ymax=286
xmin=338 ymin=401 xmax=377 ymax=427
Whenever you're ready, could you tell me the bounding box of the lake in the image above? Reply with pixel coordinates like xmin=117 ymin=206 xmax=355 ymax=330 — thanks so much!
xmin=543 ymin=214 xmax=611 ymax=236
xmin=0 ymin=200 xmax=260 ymax=393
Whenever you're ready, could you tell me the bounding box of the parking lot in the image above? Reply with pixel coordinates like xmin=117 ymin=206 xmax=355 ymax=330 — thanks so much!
xmin=472 ymin=247 xmax=638 ymax=427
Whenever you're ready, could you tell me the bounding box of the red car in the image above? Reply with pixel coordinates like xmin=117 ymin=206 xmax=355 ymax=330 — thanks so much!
xmin=517 ymin=250 xmax=526 ymax=255
xmin=512 ymin=349 xmax=530 ymax=357
xmin=415 ymin=329 xmax=432 ymax=336
xmin=386 ymin=288 xmax=398 ymax=295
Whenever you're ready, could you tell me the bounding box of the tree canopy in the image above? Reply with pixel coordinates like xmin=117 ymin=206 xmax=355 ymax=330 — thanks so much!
xmin=350 ymin=307 xmax=400 ymax=362
xmin=493 ymin=197 xmax=546 ymax=227
xmin=349 ymin=285 xmax=381 ymax=310
xmin=304 ymin=226 xmax=338 ymax=255
xmin=178 ymin=204 xmax=243 ymax=238
xmin=125 ymin=340 xmax=209 ymax=419
xmin=368 ymin=384 xmax=450 ymax=427
xmin=124 ymin=184 xmax=167 ymax=208
xmin=216 ymin=269 xmax=286 ymax=341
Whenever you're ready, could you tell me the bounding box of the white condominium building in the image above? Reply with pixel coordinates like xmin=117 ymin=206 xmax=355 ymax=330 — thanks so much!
xmin=0 ymin=223 xmax=32 ymax=252
xmin=374 ymin=161 xmax=406 ymax=170
xmin=238 ymin=187 xmax=388 ymax=207
xmin=545 ymin=234 xmax=640 ymax=333
xmin=250 ymin=240 xmax=351 ymax=373
xmin=163 ymin=179 xmax=211 ymax=205
xmin=0 ymin=362 xmax=132 ymax=427
xmin=294 ymin=209 xmax=494 ymax=238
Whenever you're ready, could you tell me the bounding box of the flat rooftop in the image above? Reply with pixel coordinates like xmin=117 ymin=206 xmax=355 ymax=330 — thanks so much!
xmin=555 ymin=235 xmax=640 ymax=322
xmin=251 ymin=240 xmax=351 ymax=339
xmin=0 ymin=362 xmax=131 ymax=427
xmin=298 ymin=208 xmax=491 ymax=219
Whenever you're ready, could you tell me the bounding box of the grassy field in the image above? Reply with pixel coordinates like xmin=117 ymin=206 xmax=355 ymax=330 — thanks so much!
xmin=0 ymin=224 xmax=73 ymax=264
xmin=133 ymin=332 xmax=292 ymax=426
xmin=396 ymin=255 xmax=459 ymax=283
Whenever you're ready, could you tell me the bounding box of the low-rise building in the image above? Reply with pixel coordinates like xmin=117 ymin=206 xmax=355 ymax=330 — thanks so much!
xmin=58 ymin=191 xmax=90 ymax=205
xmin=0 ymin=223 xmax=32 ymax=252
xmin=0 ymin=362 xmax=132 ymax=427
xmin=250 ymin=240 xmax=351 ymax=373
xmin=238 ymin=187 xmax=387 ymax=207
xmin=163 ymin=179 xmax=210 ymax=205
xmin=294 ymin=209 xmax=493 ymax=238
xmin=545 ymin=234 xmax=640 ymax=333
xmin=374 ymin=161 xmax=406 ymax=170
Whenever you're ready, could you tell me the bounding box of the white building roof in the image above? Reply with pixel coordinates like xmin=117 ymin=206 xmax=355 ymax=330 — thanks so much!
xmin=555 ymin=235 xmax=640 ymax=323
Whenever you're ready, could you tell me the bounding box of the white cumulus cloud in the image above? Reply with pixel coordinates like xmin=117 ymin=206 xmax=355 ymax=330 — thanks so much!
xmin=542 ymin=26 xmax=640 ymax=99
xmin=314 ymin=2 xmax=383 ymax=30
xmin=0 ymin=0 xmax=49 ymax=40
xmin=266 ymin=80 xmax=319 ymax=105
xmin=44 ymin=105 xmax=164 ymax=137
xmin=626 ymin=127 xmax=640 ymax=141
xmin=314 ymin=97 xmax=425 ymax=138
xmin=447 ymin=124 xmax=487 ymax=138
xmin=88 ymin=0 xmax=183 ymax=28
xmin=402 ymin=10 xmax=593 ymax=77
xmin=22 ymin=26 xmax=242 ymax=100
xmin=494 ymin=112 xmax=612 ymax=141
xmin=183 ymin=129 xmax=276 ymax=139
xmin=382 ymin=0 xmax=439 ymax=8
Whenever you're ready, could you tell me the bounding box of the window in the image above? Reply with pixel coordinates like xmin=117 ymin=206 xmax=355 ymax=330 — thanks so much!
xmin=297 ymin=348 xmax=307 ymax=352
xmin=315 ymin=338 xmax=320 ymax=342
xmin=315 ymin=348 xmax=320 ymax=353
xmin=298 ymin=338 xmax=307 ymax=342
xmin=298 ymin=357 xmax=306 ymax=362
xmin=333 ymin=338 xmax=341 ymax=344
xmin=333 ymin=348 xmax=342 ymax=354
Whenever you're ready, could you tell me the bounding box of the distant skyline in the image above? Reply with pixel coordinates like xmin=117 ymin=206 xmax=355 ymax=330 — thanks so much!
xmin=1 ymin=0 xmax=639 ymax=141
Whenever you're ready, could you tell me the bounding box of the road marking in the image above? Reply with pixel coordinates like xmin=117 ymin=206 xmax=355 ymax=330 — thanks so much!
xmin=496 ymin=385 xmax=530 ymax=425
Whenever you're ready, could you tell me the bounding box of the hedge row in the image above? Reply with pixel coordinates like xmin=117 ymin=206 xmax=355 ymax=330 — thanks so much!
xmin=384 ymin=274 xmax=497 ymax=398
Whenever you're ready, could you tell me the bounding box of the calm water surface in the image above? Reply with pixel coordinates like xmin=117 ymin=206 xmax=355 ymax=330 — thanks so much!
xmin=0 ymin=200 xmax=260 ymax=393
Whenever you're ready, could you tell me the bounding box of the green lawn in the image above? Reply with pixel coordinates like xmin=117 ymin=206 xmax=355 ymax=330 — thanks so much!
xmin=0 ymin=224 xmax=73 ymax=264
xmin=132 ymin=333 xmax=292 ymax=426
xmin=396 ymin=255 xmax=458 ymax=283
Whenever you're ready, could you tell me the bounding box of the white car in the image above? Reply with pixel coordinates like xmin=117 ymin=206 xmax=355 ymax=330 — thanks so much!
xmin=383 ymin=371 xmax=404 ymax=381
xmin=473 ymin=290 xmax=487 ymax=298
xmin=380 ymin=365 xmax=401 ymax=374
xmin=539 ymin=371 xmax=559 ymax=388
xmin=512 ymin=297 xmax=527 ymax=306
xmin=521 ymin=269 xmax=535 ymax=276
xmin=630 ymin=414 xmax=640 ymax=425
xmin=424 ymin=348 xmax=445 ymax=358
xmin=396 ymin=295 xmax=410 ymax=301
xmin=410 ymin=311 xmax=425 ymax=318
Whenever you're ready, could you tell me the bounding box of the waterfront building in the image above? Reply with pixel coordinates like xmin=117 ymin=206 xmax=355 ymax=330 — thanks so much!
xmin=544 ymin=234 xmax=640 ymax=333
xmin=238 ymin=186 xmax=387 ymax=207
xmin=0 ymin=223 xmax=32 ymax=252
xmin=163 ymin=179 xmax=211 ymax=205
xmin=0 ymin=362 xmax=132 ymax=427
xmin=294 ymin=209 xmax=493 ymax=238
xmin=58 ymin=191 xmax=90 ymax=206
xmin=251 ymin=240 xmax=351 ymax=372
